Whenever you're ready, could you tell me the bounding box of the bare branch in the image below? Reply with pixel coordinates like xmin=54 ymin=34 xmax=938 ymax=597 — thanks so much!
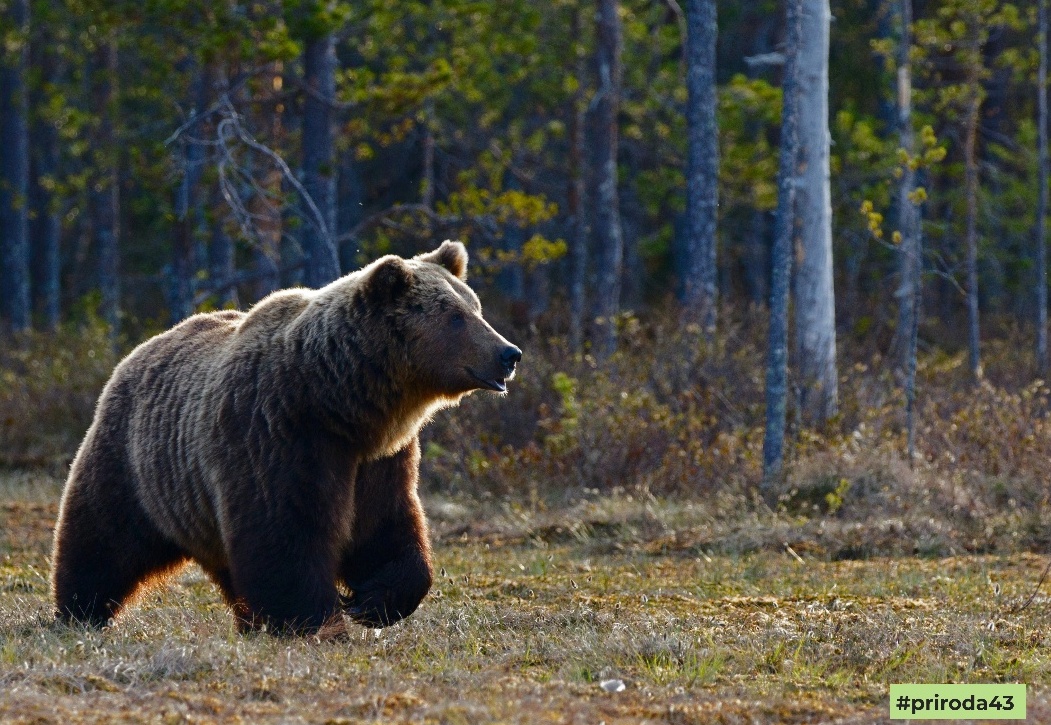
xmin=214 ymin=98 xmax=334 ymax=255
xmin=744 ymin=52 xmax=786 ymax=68
xmin=658 ymin=0 xmax=687 ymax=60
xmin=163 ymin=68 xmax=261 ymax=147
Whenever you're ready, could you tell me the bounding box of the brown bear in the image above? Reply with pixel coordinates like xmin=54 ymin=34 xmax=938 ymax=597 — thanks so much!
xmin=50 ymin=241 xmax=520 ymax=635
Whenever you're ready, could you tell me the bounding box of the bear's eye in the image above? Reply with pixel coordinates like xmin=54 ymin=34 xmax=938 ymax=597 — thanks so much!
xmin=449 ymin=311 xmax=466 ymax=329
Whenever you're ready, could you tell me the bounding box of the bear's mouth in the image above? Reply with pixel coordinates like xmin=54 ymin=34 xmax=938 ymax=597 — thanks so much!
xmin=466 ymin=367 xmax=507 ymax=393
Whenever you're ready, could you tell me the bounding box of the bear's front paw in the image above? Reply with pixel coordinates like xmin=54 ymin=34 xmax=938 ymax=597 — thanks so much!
xmin=342 ymin=582 xmax=421 ymax=628
xmin=343 ymin=595 xmax=399 ymax=628
xmin=341 ymin=553 xmax=432 ymax=628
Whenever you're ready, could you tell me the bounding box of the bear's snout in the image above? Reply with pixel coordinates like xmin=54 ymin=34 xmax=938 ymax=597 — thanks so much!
xmin=500 ymin=346 xmax=522 ymax=377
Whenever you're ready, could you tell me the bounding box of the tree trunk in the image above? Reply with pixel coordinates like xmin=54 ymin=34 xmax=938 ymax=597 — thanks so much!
xmin=683 ymin=0 xmax=718 ymax=333
xmin=337 ymin=150 xmax=365 ymax=273
xmin=207 ymin=66 xmax=237 ymax=308
xmin=843 ymin=230 xmax=864 ymax=328
xmin=894 ymin=0 xmax=921 ymax=366
xmin=743 ymin=209 xmax=768 ymax=306
xmin=248 ymin=66 xmax=283 ymax=301
xmin=420 ymin=98 xmax=435 ymax=213
xmin=526 ymin=264 xmax=551 ymax=323
xmin=91 ymin=40 xmax=120 ymax=334
xmin=964 ymin=89 xmax=981 ymax=380
xmin=621 ymin=235 xmax=643 ymax=311
xmin=591 ymin=0 xmax=624 ymax=359
xmin=874 ymin=0 xmax=897 ymax=131
xmin=792 ymin=0 xmax=837 ymax=426
xmin=251 ymin=151 xmax=282 ymax=301
xmin=0 ymin=0 xmax=31 ymax=331
xmin=496 ymin=169 xmax=526 ymax=312
xmin=252 ymin=237 xmax=280 ymax=300
xmin=301 ymin=27 xmax=340 ymax=288
xmin=762 ymin=0 xmax=803 ymax=491
xmin=280 ymin=63 xmax=304 ymax=289
xmin=208 ymin=180 xmax=238 ymax=308
xmin=895 ymin=0 xmax=922 ymax=462
xmin=620 ymin=178 xmax=643 ymax=309
xmin=29 ymin=19 xmax=61 ymax=330
xmin=171 ymin=67 xmax=208 ymax=324
xmin=1038 ymin=0 xmax=1048 ymax=374
xmin=567 ymin=5 xmax=588 ymax=353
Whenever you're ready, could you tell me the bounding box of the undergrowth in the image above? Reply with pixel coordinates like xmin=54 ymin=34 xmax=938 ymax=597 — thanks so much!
xmin=2 ymin=306 xmax=1050 ymax=558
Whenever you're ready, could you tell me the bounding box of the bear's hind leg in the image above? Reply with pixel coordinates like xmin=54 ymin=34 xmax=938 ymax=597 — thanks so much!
xmin=202 ymin=566 xmax=237 ymax=605
xmin=52 ymin=466 xmax=186 ymax=627
xmin=201 ymin=565 xmax=255 ymax=632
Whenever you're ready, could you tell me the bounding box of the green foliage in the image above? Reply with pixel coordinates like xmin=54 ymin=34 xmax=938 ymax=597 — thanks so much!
xmin=858 ymin=125 xmax=945 ymax=244
xmin=439 ymin=188 xmax=558 ymax=237
xmin=7 ymin=0 xmax=1041 ymax=332
xmin=520 ymin=234 xmax=567 ymax=267
xmin=832 ymin=111 xmax=897 ymax=252
xmin=824 ymin=477 xmax=852 ymax=515
xmin=718 ymin=75 xmax=780 ymax=213
xmin=914 ymin=0 xmax=1024 ymax=119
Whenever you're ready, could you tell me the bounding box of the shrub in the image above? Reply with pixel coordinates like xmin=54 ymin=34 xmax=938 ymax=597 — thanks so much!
xmin=4 ymin=304 xmax=1051 ymax=557
xmin=0 ymin=319 xmax=120 ymax=467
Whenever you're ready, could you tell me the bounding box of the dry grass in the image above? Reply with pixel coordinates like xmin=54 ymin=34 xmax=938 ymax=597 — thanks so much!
xmin=3 ymin=471 xmax=1051 ymax=724
xmin=5 ymin=314 xmax=1051 ymax=721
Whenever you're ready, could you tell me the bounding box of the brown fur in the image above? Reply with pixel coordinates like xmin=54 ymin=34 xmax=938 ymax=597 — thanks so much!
xmin=50 ymin=241 xmax=520 ymax=634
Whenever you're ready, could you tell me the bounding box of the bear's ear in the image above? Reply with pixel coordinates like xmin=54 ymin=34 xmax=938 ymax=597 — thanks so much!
xmin=415 ymin=240 xmax=468 ymax=280
xmin=365 ymin=256 xmax=414 ymax=303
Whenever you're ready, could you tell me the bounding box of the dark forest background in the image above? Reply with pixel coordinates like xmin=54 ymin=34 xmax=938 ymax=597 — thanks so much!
xmin=0 ymin=0 xmax=1037 ymax=339
xmin=2 ymin=0 xmax=1051 ymax=513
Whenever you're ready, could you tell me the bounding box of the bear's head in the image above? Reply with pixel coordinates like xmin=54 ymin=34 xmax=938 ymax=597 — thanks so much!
xmin=361 ymin=240 xmax=522 ymax=398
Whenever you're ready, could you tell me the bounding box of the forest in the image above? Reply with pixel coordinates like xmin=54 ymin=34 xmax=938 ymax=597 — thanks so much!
xmin=3 ymin=0 xmax=1051 ymax=722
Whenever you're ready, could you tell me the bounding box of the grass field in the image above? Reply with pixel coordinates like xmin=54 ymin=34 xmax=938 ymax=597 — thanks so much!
xmin=2 ymin=470 xmax=1050 ymax=724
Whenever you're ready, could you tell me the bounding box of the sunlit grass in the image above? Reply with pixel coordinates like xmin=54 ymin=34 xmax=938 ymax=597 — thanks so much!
xmin=3 ymin=471 xmax=1051 ymax=722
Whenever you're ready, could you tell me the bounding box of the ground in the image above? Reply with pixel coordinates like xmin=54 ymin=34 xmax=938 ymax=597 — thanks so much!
xmin=2 ymin=470 xmax=1050 ymax=724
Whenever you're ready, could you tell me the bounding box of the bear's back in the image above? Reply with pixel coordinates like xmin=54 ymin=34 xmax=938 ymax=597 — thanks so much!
xmin=116 ymin=293 xmax=320 ymax=564
xmin=101 ymin=310 xmax=248 ymax=560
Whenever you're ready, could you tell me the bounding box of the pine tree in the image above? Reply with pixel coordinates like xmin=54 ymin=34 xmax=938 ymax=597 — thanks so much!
xmin=762 ymin=0 xmax=803 ymax=489
xmin=682 ymin=0 xmax=718 ymax=332
xmin=0 ymin=0 xmax=31 ymax=331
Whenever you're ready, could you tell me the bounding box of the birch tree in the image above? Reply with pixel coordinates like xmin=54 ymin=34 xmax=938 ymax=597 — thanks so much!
xmin=895 ymin=0 xmax=923 ymax=461
xmin=171 ymin=65 xmax=208 ymax=324
xmin=29 ymin=1 xmax=61 ymax=330
xmin=893 ymin=0 xmax=921 ymax=375
xmin=567 ymin=4 xmax=588 ymax=353
xmin=793 ymin=0 xmax=838 ymax=426
xmin=963 ymin=55 xmax=981 ymax=380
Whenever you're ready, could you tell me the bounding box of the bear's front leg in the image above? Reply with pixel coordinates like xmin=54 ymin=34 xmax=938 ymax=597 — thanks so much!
xmin=340 ymin=440 xmax=433 ymax=628
xmin=226 ymin=522 xmax=342 ymax=635
xmin=341 ymin=539 xmax=433 ymax=628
